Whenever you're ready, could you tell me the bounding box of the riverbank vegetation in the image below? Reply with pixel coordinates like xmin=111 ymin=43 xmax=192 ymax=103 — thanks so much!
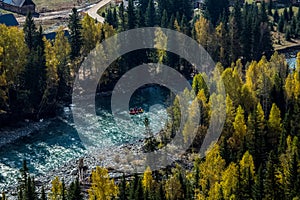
xmin=1 ymin=0 xmax=300 ymax=199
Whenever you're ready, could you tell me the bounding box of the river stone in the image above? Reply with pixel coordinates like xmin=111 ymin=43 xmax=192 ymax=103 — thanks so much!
xmin=71 ymin=169 xmax=78 ymax=175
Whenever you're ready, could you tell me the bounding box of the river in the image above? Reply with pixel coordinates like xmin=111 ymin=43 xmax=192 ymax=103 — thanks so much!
xmin=0 ymin=86 xmax=171 ymax=192
xmin=0 ymin=49 xmax=299 ymax=193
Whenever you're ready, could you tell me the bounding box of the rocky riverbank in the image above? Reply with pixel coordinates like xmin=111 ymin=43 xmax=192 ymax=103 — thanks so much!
xmin=0 ymin=119 xmax=52 ymax=149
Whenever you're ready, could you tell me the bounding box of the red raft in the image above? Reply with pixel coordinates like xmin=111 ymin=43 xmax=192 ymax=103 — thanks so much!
xmin=129 ymin=107 xmax=144 ymax=115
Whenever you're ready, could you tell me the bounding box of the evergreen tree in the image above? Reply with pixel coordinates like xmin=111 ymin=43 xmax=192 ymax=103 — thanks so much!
xmin=127 ymin=0 xmax=136 ymax=29
xmin=241 ymin=3 xmax=253 ymax=61
xmin=286 ymin=151 xmax=300 ymax=198
xmin=278 ymin=15 xmax=284 ymax=32
xmin=61 ymin=179 xmax=66 ymax=200
xmin=254 ymin=103 xmax=267 ymax=166
xmin=289 ymin=4 xmax=294 ymax=20
xmin=204 ymin=0 xmax=229 ymax=26
xmin=283 ymin=7 xmax=289 ymax=21
xmin=145 ymin=0 xmax=156 ymax=27
xmin=23 ymin=12 xmax=37 ymax=50
xmin=41 ymin=186 xmax=47 ymax=200
xmin=112 ymin=7 xmax=118 ymax=29
xmin=239 ymin=151 xmax=255 ymax=199
xmin=119 ymin=174 xmax=127 ymax=200
xmin=268 ymin=0 xmax=273 ymax=16
xmin=264 ymin=151 xmax=280 ymax=200
xmin=68 ymin=178 xmax=82 ymax=200
xmin=161 ymin=9 xmax=168 ymax=28
xmin=285 ymin=27 xmax=291 ymax=41
xmin=229 ymin=1 xmax=242 ymax=62
xmin=106 ymin=9 xmax=114 ymax=26
xmin=259 ymin=2 xmax=274 ymax=59
xmin=253 ymin=165 xmax=264 ymax=200
xmin=68 ymin=8 xmax=82 ymax=59
xmin=119 ymin=2 xmax=126 ymax=31
xmin=23 ymin=16 xmax=47 ymax=115
xmin=274 ymin=7 xmax=279 ymax=23
xmin=1 ymin=192 xmax=6 ymax=200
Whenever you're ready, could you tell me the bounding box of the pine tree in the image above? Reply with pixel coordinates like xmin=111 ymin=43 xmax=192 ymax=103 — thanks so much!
xmin=283 ymin=7 xmax=289 ymax=21
xmin=223 ymin=95 xmax=236 ymax=139
xmin=274 ymin=7 xmax=279 ymax=23
xmin=119 ymin=174 xmax=127 ymax=200
xmin=253 ymin=165 xmax=264 ymax=200
xmin=264 ymin=151 xmax=279 ymax=200
xmin=289 ymin=4 xmax=294 ymax=20
xmin=68 ymin=178 xmax=82 ymax=200
xmin=119 ymin=2 xmax=126 ymax=31
xmin=278 ymin=15 xmax=284 ymax=32
xmin=1 ymin=192 xmax=6 ymax=200
xmin=204 ymin=0 xmax=229 ymax=26
xmin=41 ymin=186 xmax=47 ymax=200
xmin=61 ymin=179 xmax=66 ymax=200
xmin=259 ymin=7 xmax=274 ymax=58
xmin=112 ymin=7 xmax=118 ymax=29
xmin=53 ymin=28 xmax=71 ymax=102
xmin=161 ymin=9 xmax=168 ymax=28
xmin=127 ymin=0 xmax=136 ymax=29
xmin=284 ymin=152 xmax=298 ymax=198
xmin=215 ymin=23 xmax=229 ymax=66
xmin=68 ymin=8 xmax=82 ymax=59
xmin=239 ymin=151 xmax=255 ymax=199
xmin=23 ymin=12 xmax=37 ymax=50
xmin=268 ymin=0 xmax=273 ymax=16
xmin=145 ymin=0 xmax=156 ymax=27
xmin=254 ymin=103 xmax=267 ymax=166
xmin=229 ymin=1 xmax=242 ymax=62
xmin=285 ymin=27 xmax=291 ymax=41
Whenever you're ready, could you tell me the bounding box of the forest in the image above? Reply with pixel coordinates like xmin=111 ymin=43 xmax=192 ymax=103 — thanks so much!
xmin=0 ymin=0 xmax=300 ymax=199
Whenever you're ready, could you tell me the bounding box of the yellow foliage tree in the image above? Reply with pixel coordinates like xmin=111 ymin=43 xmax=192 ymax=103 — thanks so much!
xmin=221 ymin=163 xmax=239 ymax=199
xmin=88 ymin=166 xmax=119 ymax=200
xmin=240 ymin=151 xmax=255 ymax=179
xmin=142 ymin=166 xmax=154 ymax=191
xmin=165 ymin=174 xmax=183 ymax=200
xmin=231 ymin=106 xmax=247 ymax=149
xmin=0 ymin=46 xmax=7 ymax=109
xmin=49 ymin=176 xmax=62 ymax=200
xmin=154 ymin=28 xmax=167 ymax=64
xmin=81 ymin=14 xmax=102 ymax=56
xmin=198 ymin=144 xmax=226 ymax=194
xmin=194 ymin=17 xmax=213 ymax=51
xmin=0 ymin=25 xmax=27 ymax=110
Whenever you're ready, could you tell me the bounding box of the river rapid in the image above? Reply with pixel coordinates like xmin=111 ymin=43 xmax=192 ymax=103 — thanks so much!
xmin=0 ymin=86 xmax=171 ymax=194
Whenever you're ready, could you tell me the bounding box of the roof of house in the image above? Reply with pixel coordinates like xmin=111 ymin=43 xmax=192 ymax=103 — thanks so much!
xmin=43 ymin=30 xmax=70 ymax=41
xmin=0 ymin=13 xmax=19 ymax=26
xmin=1 ymin=0 xmax=34 ymax=7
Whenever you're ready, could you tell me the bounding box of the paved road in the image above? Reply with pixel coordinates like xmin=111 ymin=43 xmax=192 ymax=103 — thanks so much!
xmin=86 ymin=0 xmax=112 ymax=23
xmin=16 ymin=0 xmax=111 ymax=24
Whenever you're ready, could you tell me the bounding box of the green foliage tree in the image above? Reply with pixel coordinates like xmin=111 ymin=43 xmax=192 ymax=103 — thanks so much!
xmin=68 ymin=8 xmax=82 ymax=59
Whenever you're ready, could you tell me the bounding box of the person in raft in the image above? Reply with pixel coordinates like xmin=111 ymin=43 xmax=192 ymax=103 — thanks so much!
xmin=129 ymin=107 xmax=144 ymax=114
